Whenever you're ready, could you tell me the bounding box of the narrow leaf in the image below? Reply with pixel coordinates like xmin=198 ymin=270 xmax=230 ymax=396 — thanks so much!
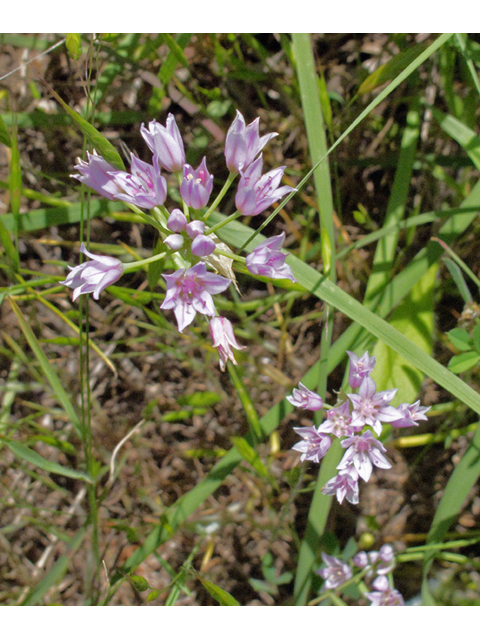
xmin=3 ymin=439 xmax=93 ymax=483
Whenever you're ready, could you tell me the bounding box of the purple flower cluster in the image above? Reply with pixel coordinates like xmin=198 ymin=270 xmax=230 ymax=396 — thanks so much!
xmin=63 ymin=111 xmax=296 ymax=371
xmin=316 ymin=544 xmax=404 ymax=606
xmin=289 ymin=350 xmax=430 ymax=504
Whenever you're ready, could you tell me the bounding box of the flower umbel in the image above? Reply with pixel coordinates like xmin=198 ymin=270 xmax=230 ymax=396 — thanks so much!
xmin=60 ymin=243 xmax=124 ymax=301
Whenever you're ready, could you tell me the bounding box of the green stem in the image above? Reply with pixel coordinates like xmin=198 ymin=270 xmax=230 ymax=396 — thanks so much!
xmin=205 ymin=210 xmax=242 ymax=236
xmin=202 ymin=172 xmax=237 ymax=221
xmin=122 ymin=251 xmax=168 ymax=273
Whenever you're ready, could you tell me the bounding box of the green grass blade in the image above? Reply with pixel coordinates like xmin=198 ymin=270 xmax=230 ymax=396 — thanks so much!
xmin=364 ymin=101 xmax=420 ymax=305
xmin=19 ymin=527 xmax=87 ymax=605
xmin=195 ymin=573 xmax=240 ymax=605
xmin=3 ymin=439 xmax=93 ymax=483
xmin=8 ymin=298 xmax=82 ymax=437
xmin=422 ymin=422 xmax=480 ymax=604
xmin=0 ymin=199 xmax=127 ymax=234
xmin=39 ymin=79 xmax=125 ymax=170
xmin=431 ymin=105 xmax=480 ymax=171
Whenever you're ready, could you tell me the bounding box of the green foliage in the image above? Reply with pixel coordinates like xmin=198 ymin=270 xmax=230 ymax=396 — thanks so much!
xmin=4 ymin=32 xmax=480 ymax=607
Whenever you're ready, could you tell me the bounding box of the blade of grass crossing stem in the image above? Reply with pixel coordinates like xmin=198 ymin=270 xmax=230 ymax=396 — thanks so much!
xmin=292 ymin=32 xmax=338 ymax=605
xmin=364 ymin=100 xmax=420 ymax=305
xmin=8 ymin=298 xmax=83 ymax=437
xmin=19 ymin=527 xmax=87 ymax=605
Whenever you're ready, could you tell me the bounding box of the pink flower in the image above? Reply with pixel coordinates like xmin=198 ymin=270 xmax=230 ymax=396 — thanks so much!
xmin=180 ymin=157 xmax=213 ymax=209
xmin=286 ymin=382 xmax=323 ymax=411
xmin=140 ymin=114 xmax=186 ymax=172
xmin=160 ymin=263 xmax=231 ymax=332
xmin=365 ymin=576 xmax=404 ymax=606
xmin=109 ymin=154 xmax=167 ymax=209
xmin=235 ymin=155 xmax=294 ymax=217
xmin=318 ymin=401 xmax=354 ymax=438
xmin=167 ymin=208 xmax=188 ymax=233
xmin=292 ymin=426 xmax=331 ymax=463
xmin=209 ymin=317 xmax=245 ymax=371
xmin=321 ymin=467 xmax=360 ymax=505
xmin=72 ymin=151 xmax=123 ymax=200
xmin=224 ymin=110 xmax=278 ymax=173
xmin=246 ymin=232 xmax=296 ymax=282
xmin=346 ymin=350 xmax=376 ymax=389
xmin=348 ymin=376 xmax=404 ymax=436
xmin=316 ymin=552 xmax=352 ymax=590
xmin=337 ymin=431 xmax=392 ymax=482
xmin=390 ymin=400 xmax=430 ymax=428
xmin=60 ymin=243 xmax=124 ymax=301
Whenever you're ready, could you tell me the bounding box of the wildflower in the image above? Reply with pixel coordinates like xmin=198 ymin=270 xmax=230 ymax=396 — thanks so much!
xmin=164 ymin=234 xmax=184 ymax=251
xmin=224 ymin=110 xmax=278 ymax=173
xmin=337 ymin=431 xmax=392 ymax=482
xmin=235 ymin=155 xmax=294 ymax=217
xmin=348 ymin=376 xmax=404 ymax=436
xmin=209 ymin=317 xmax=245 ymax=371
xmin=316 ymin=552 xmax=352 ymax=591
xmin=245 ymin=232 xmax=296 ymax=282
xmin=109 ymin=154 xmax=167 ymax=209
xmin=346 ymin=350 xmax=376 ymax=389
xmin=60 ymin=243 xmax=124 ymax=302
xmin=318 ymin=401 xmax=354 ymax=438
xmin=191 ymin=235 xmax=216 ymax=257
xmin=292 ymin=426 xmax=331 ymax=463
xmin=160 ymin=263 xmax=231 ymax=332
xmin=376 ymin=544 xmax=395 ymax=575
xmin=167 ymin=208 xmax=188 ymax=233
xmin=286 ymin=382 xmax=323 ymax=411
xmin=352 ymin=551 xmax=368 ymax=569
xmin=180 ymin=157 xmax=213 ymax=209
xmin=140 ymin=114 xmax=186 ymax=172
xmin=72 ymin=150 xmax=123 ymax=200
xmin=365 ymin=576 xmax=405 ymax=606
xmin=186 ymin=220 xmax=206 ymax=238
xmin=390 ymin=400 xmax=430 ymax=428
xmin=321 ymin=467 xmax=360 ymax=505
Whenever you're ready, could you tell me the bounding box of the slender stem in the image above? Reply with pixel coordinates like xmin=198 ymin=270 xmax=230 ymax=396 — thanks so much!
xmin=205 ymin=210 xmax=242 ymax=236
xmin=122 ymin=251 xmax=168 ymax=273
xmin=202 ymin=172 xmax=237 ymax=221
